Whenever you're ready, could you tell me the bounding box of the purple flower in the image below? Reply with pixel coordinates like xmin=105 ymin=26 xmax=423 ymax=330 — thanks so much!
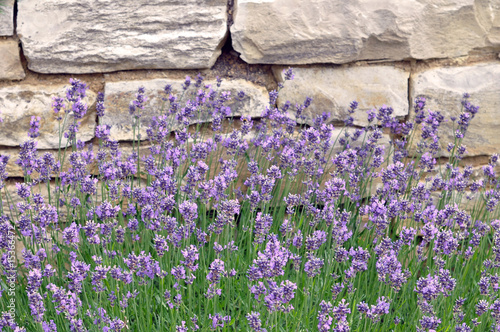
xmin=399 ymin=227 xmax=417 ymax=246
xmin=0 ymin=155 xmax=9 ymax=190
xmin=67 ymin=259 xmax=90 ymax=293
xmin=123 ymin=251 xmax=163 ymax=281
xmin=95 ymin=201 xmax=120 ymax=220
xmin=66 ymin=78 xmax=88 ymax=102
xmin=268 ymin=90 xmax=279 ymax=105
xmin=415 ymin=273 xmax=443 ymax=301
xmin=419 ymin=315 xmax=441 ymax=330
xmin=95 ymin=124 xmax=111 ymax=140
xmin=476 ymin=300 xmax=489 ymax=316
xmin=42 ymin=320 xmax=57 ymax=332
xmin=63 ymin=223 xmax=80 ymax=248
xmin=247 ymin=235 xmax=290 ymax=281
xmin=304 ymin=253 xmax=324 ymax=278
xmin=52 ymin=96 xmax=65 ymax=117
xmin=27 ymin=269 xmax=42 ymax=293
xmin=153 ymin=235 xmax=169 ymax=257
xmin=71 ymin=99 xmax=88 ymax=119
xmin=179 ymin=201 xmax=198 ymax=224
xmin=279 ymin=219 xmax=293 ymax=236
xmin=28 ymin=291 xmax=45 ymax=323
xmin=96 ymin=92 xmax=105 ymax=117
xmin=28 ymin=116 xmax=41 ymax=139
xmin=455 ymin=323 xmax=472 ymax=332
xmin=16 ymin=140 xmax=38 ymax=175
xmin=283 ymin=68 xmax=294 ymax=81
xmin=176 ymin=321 xmax=188 ymax=332
xmin=254 ymin=213 xmax=273 ymax=244
xmin=305 ymin=230 xmax=327 ymax=251
xmin=246 ymin=311 xmax=266 ymax=332
xmin=181 ymin=245 xmax=199 ymax=272
xmin=207 ymin=259 xmax=225 ymax=284
xmin=182 ymin=76 xmax=191 ymax=90
xmin=208 ymin=313 xmax=230 ymax=330
xmin=15 ymin=183 xmax=30 ymax=200
xmin=318 ymin=301 xmax=334 ymax=332
xmin=91 ymin=265 xmax=111 ymax=292
xmin=376 ymin=250 xmax=409 ymax=291
xmin=129 ymin=86 xmax=147 ymax=118
xmin=64 ymin=123 xmax=79 ymax=141
xmin=171 ymin=266 xmax=186 ymax=280
xmin=359 ymin=297 xmax=391 ymax=322
xmin=332 ymin=299 xmax=351 ymax=321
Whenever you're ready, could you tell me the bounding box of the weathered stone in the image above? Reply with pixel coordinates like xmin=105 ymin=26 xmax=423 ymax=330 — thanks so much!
xmin=0 ymin=0 xmax=14 ymax=36
xmin=410 ymin=62 xmax=500 ymax=157
xmin=273 ymin=66 xmax=409 ymax=126
xmin=17 ymin=0 xmax=228 ymax=73
xmin=103 ymin=78 xmax=269 ymax=141
xmin=0 ymin=40 xmax=25 ymax=80
xmin=232 ymin=0 xmax=500 ymax=64
xmin=0 ymin=84 xmax=96 ymax=149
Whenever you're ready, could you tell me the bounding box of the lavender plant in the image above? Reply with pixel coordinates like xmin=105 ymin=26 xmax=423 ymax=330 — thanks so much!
xmin=0 ymin=70 xmax=499 ymax=332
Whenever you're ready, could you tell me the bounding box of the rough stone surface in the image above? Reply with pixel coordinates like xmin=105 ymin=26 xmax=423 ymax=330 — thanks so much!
xmin=0 ymin=84 xmax=96 ymax=149
xmin=232 ymin=0 xmax=500 ymax=64
xmin=0 ymin=0 xmax=14 ymax=36
xmin=274 ymin=66 xmax=409 ymax=126
xmin=0 ymin=40 xmax=25 ymax=80
xmin=103 ymin=78 xmax=269 ymax=141
xmin=17 ymin=0 xmax=228 ymax=73
xmin=411 ymin=62 xmax=500 ymax=157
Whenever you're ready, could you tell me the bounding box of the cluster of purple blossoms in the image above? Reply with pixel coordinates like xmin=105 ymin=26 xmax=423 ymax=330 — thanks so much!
xmin=123 ymin=251 xmax=165 ymax=284
xmin=247 ymin=235 xmax=290 ymax=281
xmin=357 ymin=296 xmax=391 ymax=322
xmin=375 ymin=246 xmax=411 ymax=291
xmin=246 ymin=311 xmax=267 ymax=332
xmin=417 ymin=315 xmax=442 ymax=332
xmin=344 ymin=247 xmax=370 ymax=280
xmin=253 ymin=212 xmax=273 ymax=244
xmin=129 ymin=86 xmax=147 ymax=118
xmin=206 ymin=259 xmax=226 ymax=299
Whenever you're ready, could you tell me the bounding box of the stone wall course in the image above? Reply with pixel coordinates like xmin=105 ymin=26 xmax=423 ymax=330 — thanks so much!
xmin=17 ymin=0 xmax=228 ymax=73
xmin=231 ymin=0 xmax=500 ymax=65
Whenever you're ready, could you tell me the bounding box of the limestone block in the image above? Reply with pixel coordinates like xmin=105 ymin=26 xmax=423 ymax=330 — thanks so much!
xmin=410 ymin=63 xmax=500 ymax=157
xmin=0 ymin=40 xmax=25 ymax=80
xmin=0 ymin=84 xmax=96 ymax=149
xmin=232 ymin=0 xmax=500 ymax=64
xmin=273 ymin=66 xmax=409 ymax=126
xmin=102 ymin=78 xmax=269 ymax=141
xmin=17 ymin=0 xmax=228 ymax=73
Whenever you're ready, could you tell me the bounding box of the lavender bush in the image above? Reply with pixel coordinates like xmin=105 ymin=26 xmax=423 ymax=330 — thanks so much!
xmin=0 ymin=71 xmax=499 ymax=331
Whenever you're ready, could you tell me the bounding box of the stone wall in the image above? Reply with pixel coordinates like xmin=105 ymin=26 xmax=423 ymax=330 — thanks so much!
xmin=0 ymin=0 xmax=499 ymax=181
